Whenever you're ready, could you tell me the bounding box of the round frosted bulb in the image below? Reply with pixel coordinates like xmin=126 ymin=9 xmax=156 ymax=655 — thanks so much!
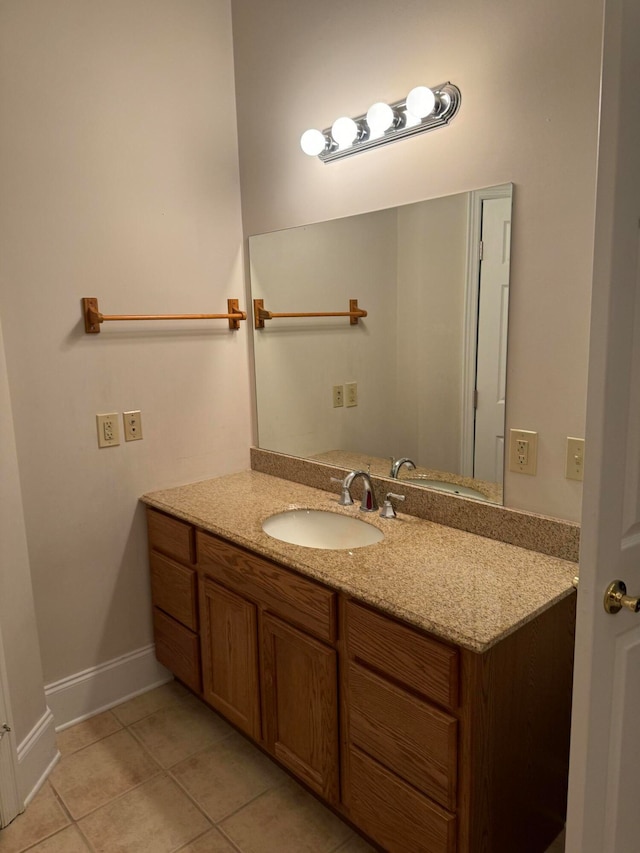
xmin=300 ymin=129 xmax=327 ymax=157
xmin=366 ymin=102 xmax=394 ymax=135
xmin=331 ymin=116 xmax=359 ymax=148
xmin=406 ymin=86 xmax=436 ymax=119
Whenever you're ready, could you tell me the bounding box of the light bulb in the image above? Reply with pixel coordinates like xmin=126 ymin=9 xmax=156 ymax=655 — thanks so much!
xmin=406 ymin=86 xmax=437 ymax=119
xmin=366 ymin=102 xmax=395 ymax=137
xmin=300 ymin=128 xmax=328 ymax=157
xmin=331 ymin=116 xmax=360 ymax=149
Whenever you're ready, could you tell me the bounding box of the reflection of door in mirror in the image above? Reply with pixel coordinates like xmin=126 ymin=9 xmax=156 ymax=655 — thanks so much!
xmin=474 ymin=195 xmax=511 ymax=483
xmin=249 ymin=184 xmax=512 ymax=505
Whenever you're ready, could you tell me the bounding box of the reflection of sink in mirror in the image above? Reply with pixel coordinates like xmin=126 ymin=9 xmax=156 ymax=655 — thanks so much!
xmin=262 ymin=509 xmax=384 ymax=550
xmin=403 ymin=479 xmax=487 ymax=500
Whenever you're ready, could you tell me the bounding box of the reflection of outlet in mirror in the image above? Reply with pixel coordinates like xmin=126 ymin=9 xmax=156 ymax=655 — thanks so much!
xmin=123 ymin=410 xmax=143 ymax=441
xmin=509 ymin=428 xmax=538 ymax=475
xmin=332 ymin=385 xmax=344 ymax=408
xmin=345 ymin=382 xmax=358 ymax=407
xmin=96 ymin=413 xmax=120 ymax=448
xmin=566 ymin=436 xmax=585 ymax=481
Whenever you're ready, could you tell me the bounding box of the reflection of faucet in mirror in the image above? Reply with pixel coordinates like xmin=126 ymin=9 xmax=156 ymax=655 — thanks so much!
xmin=389 ymin=457 xmax=416 ymax=479
xmin=332 ymin=471 xmax=379 ymax=512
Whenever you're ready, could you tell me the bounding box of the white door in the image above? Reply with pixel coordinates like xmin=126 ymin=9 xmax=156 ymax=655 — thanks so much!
xmin=565 ymin=0 xmax=640 ymax=850
xmin=473 ymin=196 xmax=511 ymax=482
xmin=0 ymin=624 xmax=21 ymax=828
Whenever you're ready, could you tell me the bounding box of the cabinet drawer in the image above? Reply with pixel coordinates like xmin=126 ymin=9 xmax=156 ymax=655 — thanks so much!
xmin=347 ymin=747 xmax=456 ymax=853
xmin=147 ymin=508 xmax=195 ymax=565
xmin=348 ymin=662 xmax=457 ymax=810
xmin=345 ymin=600 xmax=458 ymax=710
xmin=150 ymin=551 xmax=198 ymax=631
xmin=153 ymin=607 xmax=201 ymax=693
xmin=197 ymin=531 xmax=336 ymax=643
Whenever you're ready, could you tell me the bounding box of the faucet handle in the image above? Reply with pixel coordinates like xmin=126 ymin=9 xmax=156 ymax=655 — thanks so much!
xmin=379 ymin=492 xmax=405 ymax=519
xmin=330 ymin=476 xmax=354 ymax=506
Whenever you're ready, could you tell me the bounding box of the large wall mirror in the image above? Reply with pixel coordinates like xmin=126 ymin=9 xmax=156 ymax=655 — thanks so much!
xmin=249 ymin=183 xmax=512 ymax=504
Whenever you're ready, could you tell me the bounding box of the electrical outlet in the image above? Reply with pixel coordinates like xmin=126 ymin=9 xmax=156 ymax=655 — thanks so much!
xmin=332 ymin=385 xmax=344 ymax=408
xmin=566 ymin=437 xmax=585 ymax=481
xmin=123 ymin=410 xmax=143 ymax=441
xmin=96 ymin=413 xmax=120 ymax=448
xmin=509 ymin=429 xmax=538 ymax=475
xmin=345 ymin=382 xmax=358 ymax=408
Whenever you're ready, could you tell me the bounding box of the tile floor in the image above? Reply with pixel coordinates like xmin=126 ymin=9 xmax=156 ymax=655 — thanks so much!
xmin=0 ymin=681 xmax=566 ymax=853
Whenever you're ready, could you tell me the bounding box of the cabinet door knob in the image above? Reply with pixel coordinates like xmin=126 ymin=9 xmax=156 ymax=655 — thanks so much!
xmin=604 ymin=579 xmax=640 ymax=614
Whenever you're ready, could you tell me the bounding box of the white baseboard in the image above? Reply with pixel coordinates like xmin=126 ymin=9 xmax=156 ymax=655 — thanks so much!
xmin=17 ymin=707 xmax=59 ymax=805
xmin=45 ymin=644 xmax=172 ymax=732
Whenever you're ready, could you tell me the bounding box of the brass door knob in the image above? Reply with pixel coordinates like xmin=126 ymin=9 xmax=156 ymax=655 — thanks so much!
xmin=604 ymin=580 xmax=640 ymax=614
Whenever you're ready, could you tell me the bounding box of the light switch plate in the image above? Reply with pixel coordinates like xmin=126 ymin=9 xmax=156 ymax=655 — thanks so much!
xmin=566 ymin=437 xmax=585 ymax=481
xmin=509 ymin=428 xmax=538 ymax=475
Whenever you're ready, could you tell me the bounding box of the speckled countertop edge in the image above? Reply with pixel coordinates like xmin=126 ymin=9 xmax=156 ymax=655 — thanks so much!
xmin=141 ymin=470 xmax=577 ymax=654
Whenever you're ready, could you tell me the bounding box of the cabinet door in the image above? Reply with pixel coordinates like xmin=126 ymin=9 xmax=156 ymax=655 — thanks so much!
xmin=262 ymin=613 xmax=339 ymax=804
xmin=201 ymin=578 xmax=261 ymax=740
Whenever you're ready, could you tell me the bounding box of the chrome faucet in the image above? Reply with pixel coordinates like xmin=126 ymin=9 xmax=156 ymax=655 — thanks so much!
xmin=389 ymin=457 xmax=416 ymax=478
xmin=331 ymin=470 xmax=378 ymax=512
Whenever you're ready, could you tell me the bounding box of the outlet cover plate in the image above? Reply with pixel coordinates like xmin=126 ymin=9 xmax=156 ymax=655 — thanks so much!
xmin=96 ymin=413 xmax=120 ymax=448
xmin=509 ymin=428 xmax=538 ymax=475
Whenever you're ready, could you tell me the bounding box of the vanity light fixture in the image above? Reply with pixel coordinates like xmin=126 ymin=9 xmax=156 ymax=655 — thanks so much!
xmin=300 ymin=82 xmax=461 ymax=163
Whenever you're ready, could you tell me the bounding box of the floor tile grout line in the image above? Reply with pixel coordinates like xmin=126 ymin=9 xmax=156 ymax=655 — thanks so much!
xmin=110 ymin=692 xmax=190 ymax=728
xmin=54 ymin=767 xmax=165 ymax=825
xmin=172 ymin=825 xmax=245 ymax=853
xmin=123 ymin=719 xmax=182 ymax=772
xmin=126 ymin=720 xmax=238 ymax=776
xmin=165 ymin=757 xmax=290 ymax=830
xmin=8 ymin=784 xmax=76 ymax=853
xmin=55 ymin=727 xmax=125 ymax=760
xmin=215 ymin=820 xmax=252 ymax=853
xmin=75 ymin=819 xmax=99 ymax=853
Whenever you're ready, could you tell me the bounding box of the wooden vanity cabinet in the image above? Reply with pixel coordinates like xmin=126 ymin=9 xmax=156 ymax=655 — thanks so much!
xmin=341 ymin=596 xmax=575 ymax=853
xmin=196 ymin=529 xmax=340 ymax=805
xmin=342 ymin=600 xmax=459 ymax=853
xmin=147 ymin=509 xmax=575 ymax=853
xmin=146 ymin=509 xmax=201 ymax=694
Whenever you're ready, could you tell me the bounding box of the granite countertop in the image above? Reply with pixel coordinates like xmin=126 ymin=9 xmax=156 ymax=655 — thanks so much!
xmin=141 ymin=470 xmax=576 ymax=654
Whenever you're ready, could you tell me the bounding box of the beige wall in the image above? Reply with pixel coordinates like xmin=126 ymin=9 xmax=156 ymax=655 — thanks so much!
xmin=0 ymin=0 xmax=251 ymax=687
xmin=232 ymin=0 xmax=604 ymax=521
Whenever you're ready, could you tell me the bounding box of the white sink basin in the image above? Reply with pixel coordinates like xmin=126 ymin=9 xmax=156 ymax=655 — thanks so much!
xmin=404 ymin=478 xmax=486 ymax=500
xmin=262 ymin=509 xmax=384 ymax=550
